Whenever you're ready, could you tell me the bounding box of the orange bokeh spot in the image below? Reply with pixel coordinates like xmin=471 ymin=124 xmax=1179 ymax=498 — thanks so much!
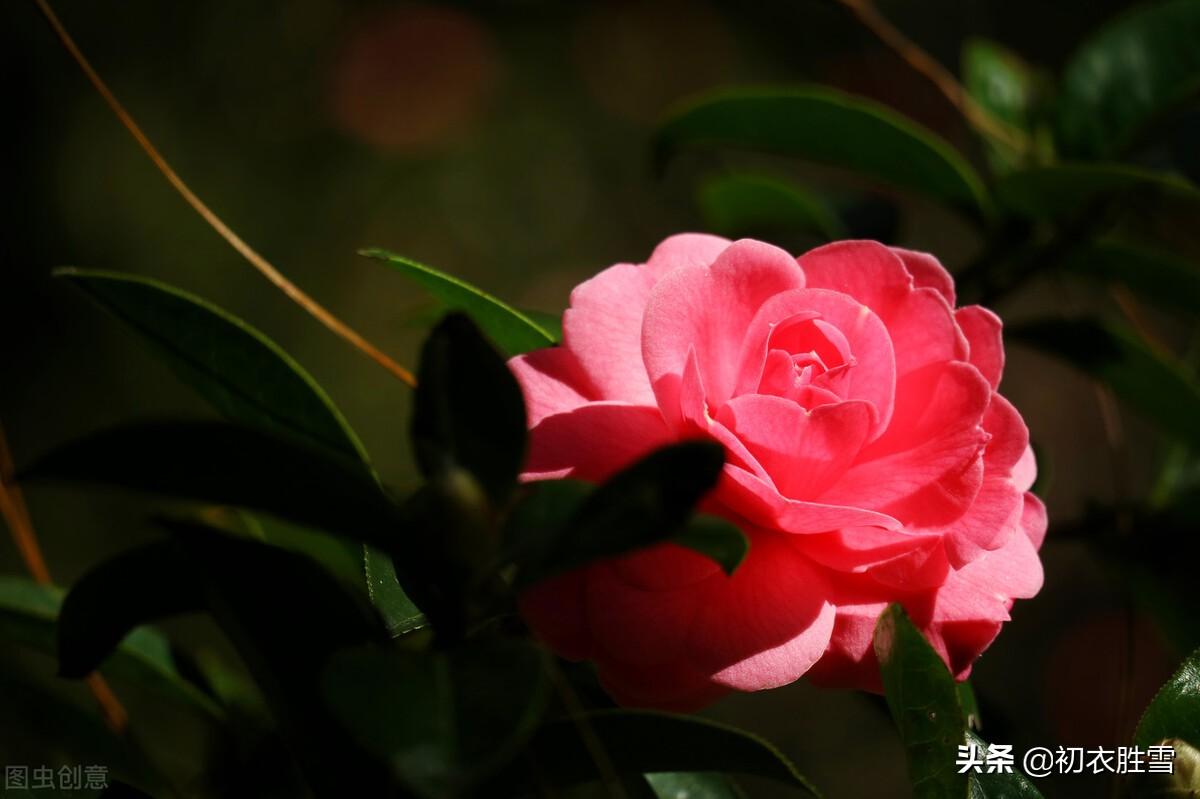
xmin=329 ymin=4 xmax=498 ymax=153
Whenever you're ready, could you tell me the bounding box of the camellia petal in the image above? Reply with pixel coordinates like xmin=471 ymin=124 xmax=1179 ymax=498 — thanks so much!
xmin=511 ymin=235 xmax=1045 ymax=709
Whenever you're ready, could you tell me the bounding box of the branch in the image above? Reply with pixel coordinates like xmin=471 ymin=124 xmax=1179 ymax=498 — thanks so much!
xmin=32 ymin=0 xmax=417 ymax=388
xmin=0 ymin=421 xmax=129 ymax=733
xmin=835 ymin=0 xmax=1031 ymax=154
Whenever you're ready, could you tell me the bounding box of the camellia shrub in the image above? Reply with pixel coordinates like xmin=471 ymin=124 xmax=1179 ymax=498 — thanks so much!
xmin=5 ymin=1 xmax=1200 ymax=798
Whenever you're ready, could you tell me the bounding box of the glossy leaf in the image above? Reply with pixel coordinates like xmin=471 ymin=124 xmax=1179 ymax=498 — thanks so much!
xmin=509 ymin=443 xmax=746 ymax=585
xmin=58 ymin=540 xmax=205 ymax=679
xmin=20 ymin=420 xmax=405 ymax=545
xmin=1008 ymin=318 xmax=1200 ymax=448
xmin=874 ymin=603 xmax=969 ymax=799
xmin=0 ymin=576 xmax=222 ymax=722
xmin=56 ymin=268 xmax=368 ymax=461
xmin=412 ymin=312 xmax=527 ymax=509
xmin=1062 ymin=241 xmax=1200 ymax=314
xmin=161 ymin=519 xmax=395 ymax=797
xmin=697 ymin=174 xmax=843 ymax=240
xmin=995 ymin=163 xmax=1200 ymax=221
xmin=961 ymin=38 xmax=1050 ymax=172
xmin=323 ymin=638 xmax=550 ymax=798
xmin=966 ymin=732 xmax=1044 ymax=798
xmin=958 ymin=681 xmax=982 ymax=732
xmin=647 ymin=772 xmax=745 ymax=799
xmin=361 ymin=248 xmax=557 ymax=355
xmin=505 ymin=709 xmax=820 ymax=797
xmin=55 ymin=268 xmax=424 ymax=633
xmin=364 ymin=547 xmax=426 ymax=637
xmin=1057 ymin=0 xmax=1200 ymax=158
xmin=655 ymin=86 xmax=989 ymax=216
xmin=1135 ymin=646 xmax=1200 ymax=749
xmin=518 ymin=308 xmax=563 ymax=345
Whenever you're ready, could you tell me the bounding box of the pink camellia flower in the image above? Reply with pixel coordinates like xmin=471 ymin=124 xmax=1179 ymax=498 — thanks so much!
xmin=510 ymin=235 xmax=1046 ymax=710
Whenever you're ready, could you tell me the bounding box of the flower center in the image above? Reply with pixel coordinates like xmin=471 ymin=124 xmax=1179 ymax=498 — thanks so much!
xmin=757 ymin=313 xmax=856 ymax=404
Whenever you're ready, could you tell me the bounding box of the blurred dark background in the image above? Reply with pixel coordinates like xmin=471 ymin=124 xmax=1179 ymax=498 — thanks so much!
xmin=2 ymin=1 xmax=1186 ymax=796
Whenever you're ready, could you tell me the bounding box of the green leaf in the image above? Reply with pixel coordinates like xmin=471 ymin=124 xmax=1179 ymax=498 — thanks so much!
xmin=647 ymin=772 xmax=745 ymax=799
xmin=874 ymin=603 xmax=969 ymax=799
xmin=697 ymin=174 xmax=843 ymax=241
xmin=56 ymin=269 xmax=368 ymax=462
xmin=1135 ymin=646 xmax=1200 ymax=749
xmin=957 ymin=681 xmax=982 ymax=732
xmin=654 ymin=86 xmax=989 ymax=217
xmin=1062 ymin=241 xmax=1200 ymax=315
xmin=995 ymin=163 xmax=1200 ymax=220
xmin=518 ymin=308 xmax=563 ymax=345
xmin=675 ymin=514 xmax=750 ymax=575
xmin=20 ymin=420 xmax=405 ymax=545
xmin=509 ymin=443 xmax=746 ymax=585
xmin=55 ymin=269 xmax=425 ymax=634
xmin=364 ymin=547 xmax=426 ymax=637
xmin=361 ymin=248 xmax=557 ymax=356
xmin=1008 ymin=317 xmax=1200 ymax=448
xmin=966 ymin=732 xmax=1044 ymax=798
xmin=239 ymin=511 xmax=364 ymax=584
xmin=500 ymin=709 xmax=820 ymax=797
xmin=323 ymin=637 xmax=550 ymax=798
xmin=1057 ymin=0 xmax=1200 ymax=158
xmin=160 ymin=519 xmax=395 ymax=797
xmin=58 ymin=540 xmax=205 ymax=679
xmin=412 ymin=312 xmax=527 ymax=509
xmin=961 ymin=38 xmax=1051 ymax=172
xmin=0 ymin=576 xmax=223 ymax=722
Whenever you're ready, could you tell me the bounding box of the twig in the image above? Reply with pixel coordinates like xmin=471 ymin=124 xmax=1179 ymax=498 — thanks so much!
xmin=0 ymin=421 xmax=129 ymax=733
xmin=1110 ymin=285 xmax=1172 ymax=358
xmin=834 ymin=0 xmax=1031 ymax=154
xmin=32 ymin=0 xmax=417 ymax=388
xmin=546 ymin=660 xmax=628 ymax=799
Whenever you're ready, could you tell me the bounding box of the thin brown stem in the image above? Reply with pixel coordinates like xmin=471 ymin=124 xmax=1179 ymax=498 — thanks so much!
xmin=0 ymin=421 xmax=129 ymax=733
xmin=547 ymin=660 xmax=628 ymax=799
xmin=1110 ymin=285 xmax=1172 ymax=358
xmin=32 ymin=0 xmax=417 ymax=388
xmin=835 ymin=0 xmax=1031 ymax=153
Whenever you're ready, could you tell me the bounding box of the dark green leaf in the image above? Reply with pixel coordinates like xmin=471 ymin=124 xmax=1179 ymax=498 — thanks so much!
xmin=160 ymin=519 xmax=394 ymax=797
xmin=1135 ymin=646 xmax=1200 ymax=749
xmin=874 ymin=603 xmax=969 ymax=799
xmin=697 ymin=174 xmax=843 ymax=241
xmin=958 ymin=681 xmax=982 ymax=732
xmin=0 ymin=576 xmax=223 ymax=723
xmin=361 ymin=248 xmax=557 ymax=356
xmin=1057 ymin=0 xmax=1200 ymax=158
xmin=647 ymin=772 xmax=745 ymax=799
xmin=676 ymin=514 xmax=750 ymax=576
xmin=390 ymin=473 xmax=499 ymax=644
xmin=995 ymin=163 xmax=1200 ymax=220
xmin=961 ymin=38 xmax=1052 ymax=172
xmin=239 ymin=511 xmax=364 ymax=584
xmin=58 ymin=540 xmax=205 ymax=679
xmin=510 ymin=443 xmax=745 ymax=585
xmin=1062 ymin=241 xmax=1200 ymax=315
xmin=364 ymin=547 xmax=427 ymax=637
xmin=1009 ymin=318 xmax=1200 ymax=448
xmin=54 ymin=269 xmax=425 ymax=640
xmin=323 ymin=638 xmax=550 ymax=798
xmin=518 ymin=308 xmax=563 ymax=345
xmin=19 ymin=420 xmax=404 ymax=544
xmin=56 ymin=269 xmax=368 ymax=461
xmin=412 ymin=312 xmax=527 ymax=509
xmin=501 ymin=709 xmax=820 ymax=797
xmin=655 ymin=86 xmax=989 ymax=216
xmin=966 ymin=732 xmax=1044 ymax=798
